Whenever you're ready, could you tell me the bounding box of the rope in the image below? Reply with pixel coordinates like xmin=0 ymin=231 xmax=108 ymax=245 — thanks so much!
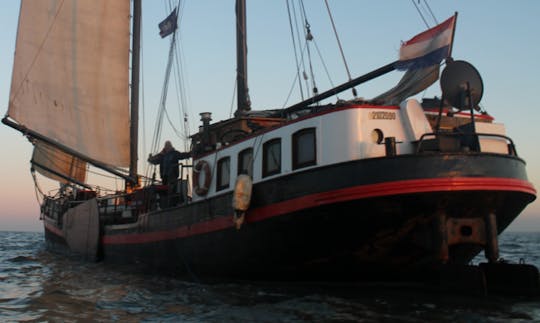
xmin=323 ymin=0 xmax=356 ymax=98
xmin=149 ymin=30 xmax=177 ymax=158
xmin=423 ymin=0 xmax=438 ymax=24
xmin=229 ymin=79 xmax=237 ymax=118
xmin=286 ymin=0 xmax=305 ymax=101
xmin=312 ymin=39 xmax=336 ymax=97
xmin=146 ymin=0 xmax=188 ymax=184
xmin=31 ymin=167 xmax=45 ymax=201
xmin=299 ymin=1 xmax=318 ymax=97
xmin=411 ymin=0 xmax=430 ymax=29
xmin=172 ymin=1 xmax=191 ymax=146
xmin=291 ymin=0 xmax=310 ymax=98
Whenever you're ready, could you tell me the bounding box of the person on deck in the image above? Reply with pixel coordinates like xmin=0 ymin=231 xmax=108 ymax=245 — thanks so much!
xmin=148 ymin=141 xmax=191 ymax=185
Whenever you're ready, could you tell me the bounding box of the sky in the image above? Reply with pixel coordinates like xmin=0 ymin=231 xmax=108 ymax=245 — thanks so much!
xmin=0 ymin=1 xmax=539 ymax=232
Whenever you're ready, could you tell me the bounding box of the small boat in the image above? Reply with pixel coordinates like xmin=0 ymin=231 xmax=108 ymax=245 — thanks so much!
xmin=4 ymin=0 xmax=537 ymax=283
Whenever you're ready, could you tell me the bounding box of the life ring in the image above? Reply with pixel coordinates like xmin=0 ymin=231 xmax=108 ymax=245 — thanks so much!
xmin=193 ymin=160 xmax=211 ymax=196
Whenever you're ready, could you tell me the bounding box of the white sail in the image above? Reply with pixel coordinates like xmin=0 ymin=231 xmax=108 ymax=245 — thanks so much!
xmin=8 ymin=0 xmax=131 ymax=176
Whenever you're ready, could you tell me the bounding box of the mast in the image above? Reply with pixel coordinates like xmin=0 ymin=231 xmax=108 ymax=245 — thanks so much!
xmin=129 ymin=0 xmax=141 ymax=186
xmin=234 ymin=0 xmax=251 ymax=117
xmin=447 ymin=12 xmax=458 ymax=59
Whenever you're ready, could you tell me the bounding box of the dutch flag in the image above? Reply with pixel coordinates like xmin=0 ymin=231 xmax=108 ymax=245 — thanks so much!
xmin=395 ymin=15 xmax=456 ymax=71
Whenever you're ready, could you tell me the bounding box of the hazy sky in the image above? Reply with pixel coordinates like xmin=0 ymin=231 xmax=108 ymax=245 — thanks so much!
xmin=1 ymin=1 xmax=539 ymax=232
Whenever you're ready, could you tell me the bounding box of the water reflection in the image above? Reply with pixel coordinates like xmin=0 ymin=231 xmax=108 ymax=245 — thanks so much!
xmin=1 ymin=231 xmax=539 ymax=322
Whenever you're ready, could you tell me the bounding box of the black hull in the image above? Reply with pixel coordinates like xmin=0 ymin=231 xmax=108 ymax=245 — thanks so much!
xmin=44 ymin=153 xmax=536 ymax=279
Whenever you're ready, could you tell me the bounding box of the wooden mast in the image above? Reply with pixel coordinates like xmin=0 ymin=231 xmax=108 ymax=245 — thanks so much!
xmin=234 ymin=0 xmax=250 ymax=117
xmin=129 ymin=0 xmax=141 ymax=187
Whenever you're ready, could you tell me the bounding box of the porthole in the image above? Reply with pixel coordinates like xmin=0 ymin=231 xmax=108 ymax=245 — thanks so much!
xmin=371 ymin=129 xmax=384 ymax=144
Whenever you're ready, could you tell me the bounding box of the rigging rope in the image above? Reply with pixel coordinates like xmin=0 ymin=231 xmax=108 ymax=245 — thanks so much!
xmin=229 ymin=79 xmax=237 ymax=118
xmin=422 ymin=0 xmax=438 ymax=25
xmin=291 ymin=0 xmax=310 ymax=99
xmin=312 ymin=40 xmax=336 ymax=96
xmin=323 ymin=0 xmax=356 ymax=98
xmin=145 ymin=0 xmax=188 ymax=184
xmin=172 ymin=1 xmax=191 ymax=148
xmin=411 ymin=0 xmax=430 ymax=28
xmin=149 ymin=32 xmax=176 ymax=153
xmin=285 ymin=0 xmax=350 ymax=107
xmin=299 ymin=1 xmax=319 ymax=97
xmin=286 ymin=0 xmax=305 ymax=101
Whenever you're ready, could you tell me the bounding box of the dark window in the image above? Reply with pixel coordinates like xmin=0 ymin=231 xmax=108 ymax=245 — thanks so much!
xmin=292 ymin=128 xmax=316 ymax=170
xmin=216 ymin=157 xmax=230 ymax=191
xmin=238 ymin=148 xmax=253 ymax=176
xmin=263 ymin=138 xmax=281 ymax=177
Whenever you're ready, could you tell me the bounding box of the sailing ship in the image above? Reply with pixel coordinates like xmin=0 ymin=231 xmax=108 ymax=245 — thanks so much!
xmin=3 ymin=0 xmax=537 ymax=284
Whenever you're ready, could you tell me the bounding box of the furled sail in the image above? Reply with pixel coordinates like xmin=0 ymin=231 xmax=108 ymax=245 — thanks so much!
xmin=8 ymin=0 xmax=131 ymax=182
xmin=372 ymin=65 xmax=439 ymax=105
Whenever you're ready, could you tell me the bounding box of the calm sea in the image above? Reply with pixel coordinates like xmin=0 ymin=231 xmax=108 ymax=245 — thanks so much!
xmin=1 ymin=231 xmax=539 ymax=322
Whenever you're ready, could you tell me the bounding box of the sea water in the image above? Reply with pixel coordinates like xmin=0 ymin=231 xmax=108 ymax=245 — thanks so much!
xmin=1 ymin=230 xmax=539 ymax=322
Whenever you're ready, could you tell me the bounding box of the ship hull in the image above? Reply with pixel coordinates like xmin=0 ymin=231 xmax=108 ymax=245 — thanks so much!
xmin=43 ymin=153 xmax=536 ymax=279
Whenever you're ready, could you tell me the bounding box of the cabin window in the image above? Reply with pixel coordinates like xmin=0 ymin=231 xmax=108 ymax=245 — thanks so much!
xmin=292 ymin=128 xmax=316 ymax=170
xmin=216 ymin=157 xmax=230 ymax=191
xmin=238 ymin=148 xmax=253 ymax=176
xmin=263 ymin=138 xmax=281 ymax=177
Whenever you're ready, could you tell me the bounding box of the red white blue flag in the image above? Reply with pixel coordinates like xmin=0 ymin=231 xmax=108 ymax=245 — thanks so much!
xmin=395 ymin=15 xmax=456 ymax=70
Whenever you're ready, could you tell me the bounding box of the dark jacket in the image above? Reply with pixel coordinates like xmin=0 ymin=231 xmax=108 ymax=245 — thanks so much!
xmin=148 ymin=149 xmax=190 ymax=185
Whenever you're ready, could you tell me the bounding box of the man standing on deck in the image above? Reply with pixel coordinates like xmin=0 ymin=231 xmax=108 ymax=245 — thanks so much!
xmin=148 ymin=141 xmax=191 ymax=185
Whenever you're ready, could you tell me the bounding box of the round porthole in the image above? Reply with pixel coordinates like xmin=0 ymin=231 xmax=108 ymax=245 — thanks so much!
xmin=371 ymin=129 xmax=384 ymax=144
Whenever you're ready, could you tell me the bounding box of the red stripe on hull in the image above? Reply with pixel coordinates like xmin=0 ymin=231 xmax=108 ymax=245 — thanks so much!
xmin=247 ymin=177 xmax=536 ymax=222
xmin=103 ymin=177 xmax=536 ymax=245
xmin=104 ymin=215 xmax=232 ymax=245
xmin=44 ymin=220 xmax=64 ymax=238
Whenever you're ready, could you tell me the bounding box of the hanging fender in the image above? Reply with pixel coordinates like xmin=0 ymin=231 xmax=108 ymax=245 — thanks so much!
xmin=232 ymin=174 xmax=252 ymax=229
xmin=232 ymin=174 xmax=252 ymax=212
xmin=193 ymin=160 xmax=211 ymax=196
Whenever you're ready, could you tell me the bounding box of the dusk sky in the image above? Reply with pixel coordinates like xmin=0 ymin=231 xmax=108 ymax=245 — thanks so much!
xmin=1 ymin=1 xmax=539 ymax=232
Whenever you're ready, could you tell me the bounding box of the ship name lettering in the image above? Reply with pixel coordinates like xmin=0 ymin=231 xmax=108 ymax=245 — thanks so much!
xmin=370 ymin=111 xmax=396 ymax=120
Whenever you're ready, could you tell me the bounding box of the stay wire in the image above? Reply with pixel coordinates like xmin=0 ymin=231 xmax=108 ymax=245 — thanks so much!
xmin=146 ymin=2 xmax=182 ymax=182
xmin=172 ymin=1 xmax=192 ymax=146
xmin=291 ymin=0 xmax=309 ymax=98
xmin=299 ymin=0 xmax=319 ymax=97
xmin=422 ymin=0 xmax=438 ymax=25
xmin=285 ymin=0 xmax=305 ymax=101
xmin=174 ymin=41 xmax=191 ymax=145
xmin=323 ymin=0 xmax=356 ymax=97
xmin=411 ymin=0 xmax=430 ymax=29
xmin=229 ymin=79 xmax=237 ymax=118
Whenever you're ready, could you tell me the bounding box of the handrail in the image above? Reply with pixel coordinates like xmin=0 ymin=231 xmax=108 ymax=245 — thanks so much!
xmin=415 ymin=132 xmax=517 ymax=156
